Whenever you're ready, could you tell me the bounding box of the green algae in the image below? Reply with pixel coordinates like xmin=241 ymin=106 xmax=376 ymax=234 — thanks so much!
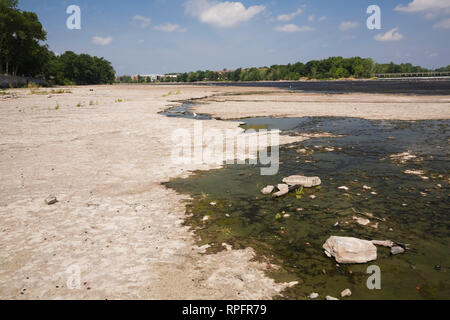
xmin=166 ymin=117 xmax=449 ymax=300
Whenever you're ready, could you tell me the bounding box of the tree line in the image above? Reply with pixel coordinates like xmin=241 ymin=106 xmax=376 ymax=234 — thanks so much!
xmin=0 ymin=0 xmax=115 ymax=85
xmin=121 ymin=58 xmax=449 ymax=84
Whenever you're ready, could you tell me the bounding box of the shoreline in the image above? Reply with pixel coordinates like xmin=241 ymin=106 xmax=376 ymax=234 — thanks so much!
xmin=0 ymin=84 xmax=448 ymax=299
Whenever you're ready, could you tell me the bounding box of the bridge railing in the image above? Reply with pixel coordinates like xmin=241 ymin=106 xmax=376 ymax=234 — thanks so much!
xmin=374 ymin=72 xmax=450 ymax=78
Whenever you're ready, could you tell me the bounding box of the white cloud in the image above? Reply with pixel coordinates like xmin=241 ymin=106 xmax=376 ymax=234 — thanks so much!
xmin=132 ymin=15 xmax=151 ymax=28
xmin=339 ymin=21 xmax=359 ymax=31
xmin=395 ymin=0 xmax=450 ymax=13
xmin=185 ymin=0 xmax=265 ymax=28
xmin=308 ymin=15 xmax=315 ymax=22
xmin=137 ymin=39 xmax=144 ymax=45
xmin=91 ymin=36 xmax=112 ymax=46
xmin=374 ymin=28 xmax=404 ymax=42
xmin=277 ymin=8 xmax=303 ymax=22
xmin=434 ymin=17 xmax=450 ymax=28
xmin=153 ymin=24 xmax=187 ymax=32
xmin=318 ymin=16 xmax=327 ymax=22
xmin=275 ymin=24 xmax=314 ymax=33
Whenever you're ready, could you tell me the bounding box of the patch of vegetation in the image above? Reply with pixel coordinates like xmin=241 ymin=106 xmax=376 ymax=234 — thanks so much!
xmin=162 ymin=91 xmax=181 ymax=97
xmin=50 ymin=89 xmax=72 ymax=94
xmin=295 ymin=187 xmax=304 ymax=200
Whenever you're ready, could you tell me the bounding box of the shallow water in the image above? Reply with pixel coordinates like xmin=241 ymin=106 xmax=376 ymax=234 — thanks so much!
xmin=200 ymin=79 xmax=450 ymax=95
xmin=166 ymin=115 xmax=450 ymax=300
xmin=160 ymin=102 xmax=212 ymax=120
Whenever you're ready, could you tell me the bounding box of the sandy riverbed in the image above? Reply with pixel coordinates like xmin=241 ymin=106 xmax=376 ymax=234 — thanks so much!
xmin=0 ymin=84 xmax=448 ymax=300
xmin=191 ymin=90 xmax=450 ymax=120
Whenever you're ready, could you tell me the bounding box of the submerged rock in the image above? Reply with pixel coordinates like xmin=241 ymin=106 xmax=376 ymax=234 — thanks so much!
xmin=391 ymin=246 xmax=405 ymax=255
xmin=261 ymin=185 xmax=275 ymax=195
xmin=353 ymin=216 xmax=371 ymax=226
xmin=326 ymin=296 xmax=339 ymax=300
xmin=282 ymin=175 xmax=321 ymax=188
xmin=323 ymin=236 xmax=377 ymax=264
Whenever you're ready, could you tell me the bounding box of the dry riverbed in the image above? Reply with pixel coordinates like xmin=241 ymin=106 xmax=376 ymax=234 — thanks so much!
xmin=0 ymin=84 xmax=448 ymax=300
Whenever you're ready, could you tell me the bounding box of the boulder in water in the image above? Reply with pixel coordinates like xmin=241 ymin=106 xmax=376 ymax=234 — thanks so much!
xmin=323 ymin=236 xmax=377 ymax=264
xmin=282 ymin=175 xmax=321 ymax=188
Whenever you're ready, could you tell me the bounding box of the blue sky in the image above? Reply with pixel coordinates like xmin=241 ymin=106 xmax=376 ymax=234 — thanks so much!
xmin=19 ymin=0 xmax=450 ymax=75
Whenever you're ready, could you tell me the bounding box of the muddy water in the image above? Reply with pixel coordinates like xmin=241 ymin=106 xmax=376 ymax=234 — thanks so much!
xmin=166 ymin=114 xmax=449 ymax=300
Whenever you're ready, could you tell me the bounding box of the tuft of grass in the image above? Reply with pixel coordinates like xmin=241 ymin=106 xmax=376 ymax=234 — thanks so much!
xmin=55 ymin=102 xmax=60 ymax=110
xmin=76 ymin=102 xmax=82 ymax=107
xmin=51 ymin=89 xmax=72 ymax=94
xmin=295 ymin=187 xmax=304 ymax=200
xmin=28 ymin=83 xmax=47 ymax=95
xmin=115 ymin=98 xmax=123 ymax=103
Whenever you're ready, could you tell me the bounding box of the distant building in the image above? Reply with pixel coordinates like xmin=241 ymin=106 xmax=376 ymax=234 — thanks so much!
xmin=129 ymin=74 xmax=178 ymax=82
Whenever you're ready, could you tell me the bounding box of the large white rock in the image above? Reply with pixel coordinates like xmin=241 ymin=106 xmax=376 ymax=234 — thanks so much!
xmin=282 ymin=175 xmax=321 ymax=188
xmin=323 ymin=236 xmax=377 ymax=264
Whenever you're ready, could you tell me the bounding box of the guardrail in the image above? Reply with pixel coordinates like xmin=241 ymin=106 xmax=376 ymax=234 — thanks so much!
xmin=374 ymin=72 xmax=450 ymax=78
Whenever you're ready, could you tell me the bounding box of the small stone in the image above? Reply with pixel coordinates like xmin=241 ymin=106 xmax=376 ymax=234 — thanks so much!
xmin=45 ymin=196 xmax=58 ymax=205
xmin=326 ymin=296 xmax=339 ymax=300
xmin=341 ymin=288 xmax=352 ymax=297
xmin=202 ymin=216 xmax=210 ymax=222
xmin=391 ymin=246 xmax=405 ymax=255
xmin=404 ymin=169 xmax=424 ymax=175
xmin=283 ymin=214 xmax=290 ymax=218
xmin=308 ymin=293 xmax=319 ymax=299
xmin=209 ymin=202 xmax=217 ymax=206
xmin=338 ymin=186 xmax=349 ymax=191
xmin=372 ymin=240 xmax=394 ymax=248
xmin=261 ymin=185 xmax=275 ymax=195
xmin=363 ymin=185 xmax=372 ymax=190
xmin=310 ymin=195 xmax=317 ymax=199
xmin=353 ymin=216 xmax=370 ymax=226
xmin=273 ymin=184 xmax=289 ymax=198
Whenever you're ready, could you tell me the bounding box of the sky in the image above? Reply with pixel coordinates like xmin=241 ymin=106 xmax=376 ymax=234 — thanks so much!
xmin=19 ymin=0 xmax=450 ymax=75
